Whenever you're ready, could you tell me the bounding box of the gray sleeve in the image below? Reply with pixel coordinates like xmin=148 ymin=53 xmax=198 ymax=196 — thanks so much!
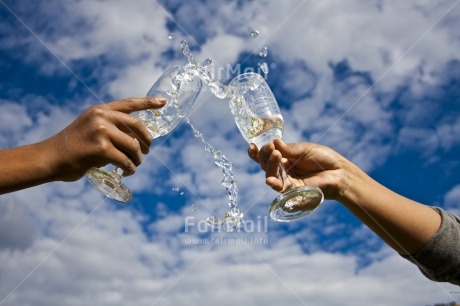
xmin=402 ymin=207 xmax=460 ymax=285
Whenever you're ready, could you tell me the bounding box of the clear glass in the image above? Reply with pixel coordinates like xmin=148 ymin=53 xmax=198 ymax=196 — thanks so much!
xmin=86 ymin=65 xmax=202 ymax=202
xmin=228 ymin=72 xmax=324 ymax=222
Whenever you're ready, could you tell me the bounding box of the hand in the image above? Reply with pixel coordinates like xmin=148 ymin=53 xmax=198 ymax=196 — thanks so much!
xmin=46 ymin=97 xmax=166 ymax=182
xmin=248 ymin=138 xmax=350 ymax=201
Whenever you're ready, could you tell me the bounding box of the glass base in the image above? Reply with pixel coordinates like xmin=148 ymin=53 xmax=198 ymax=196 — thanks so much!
xmin=86 ymin=168 xmax=132 ymax=203
xmin=269 ymin=186 xmax=324 ymax=222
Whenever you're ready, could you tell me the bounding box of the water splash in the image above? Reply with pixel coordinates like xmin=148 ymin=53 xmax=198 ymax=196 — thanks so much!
xmin=178 ymin=41 xmax=227 ymax=99
xmin=139 ymin=44 xmax=243 ymax=231
xmin=180 ymin=40 xmax=195 ymax=64
xmin=167 ymin=40 xmax=246 ymax=231
xmin=168 ymin=38 xmax=277 ymax=229
xmin=184 ymin=117 xmax=243 ymax=231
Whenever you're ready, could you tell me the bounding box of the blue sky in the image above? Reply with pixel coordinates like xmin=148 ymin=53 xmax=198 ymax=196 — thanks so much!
xmin=0 ymin=0 xmax=460 ymax=305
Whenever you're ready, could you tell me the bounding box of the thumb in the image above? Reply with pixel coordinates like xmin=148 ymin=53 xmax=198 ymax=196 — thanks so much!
xmin=247 ymin=143 xmax=260 ymax=162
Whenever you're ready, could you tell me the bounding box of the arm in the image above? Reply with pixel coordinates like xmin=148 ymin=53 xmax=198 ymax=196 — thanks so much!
xmin=0 ymin=97 xmax=165 ymax=194
xmin=249 ymin=139 xmax=441 ymax=256
xmin=250 ymin=140 xmax=460 ymax=284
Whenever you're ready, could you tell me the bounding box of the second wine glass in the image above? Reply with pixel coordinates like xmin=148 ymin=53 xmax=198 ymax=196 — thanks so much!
xmin=86 ymin=65 xmax=202 ymax=203
xmin=227 ymin=72 xmax=324 ymax=222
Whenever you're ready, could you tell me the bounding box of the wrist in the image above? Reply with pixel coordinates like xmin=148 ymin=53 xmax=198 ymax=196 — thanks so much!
xmin=37 ymin=136 xmax=66 ymax=182
xmin=334 ymin=157 xmax=372 ymax=208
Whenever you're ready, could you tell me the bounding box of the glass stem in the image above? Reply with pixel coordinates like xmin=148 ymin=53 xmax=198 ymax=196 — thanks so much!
xmin=278 ymin=165 xmax=295 ymax=192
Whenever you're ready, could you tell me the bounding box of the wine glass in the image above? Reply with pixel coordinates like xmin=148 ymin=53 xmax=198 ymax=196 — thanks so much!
xmin=227 ymin=72 xmax=324 ymax=222
xmin=86 ymin=65 xmax=202 ymax=203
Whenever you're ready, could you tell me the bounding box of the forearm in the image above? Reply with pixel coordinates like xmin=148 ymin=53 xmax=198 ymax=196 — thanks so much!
xmin=337 ymin=160 xmax=441 ymax=255
xmin=0 ymin=139 xmax=58 ymax=194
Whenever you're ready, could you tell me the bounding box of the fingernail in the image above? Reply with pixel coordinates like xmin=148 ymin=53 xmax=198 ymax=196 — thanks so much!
xmin=249 ymin=143 xmax=256 ymax=150
xmin=156 ymin=97 xmax=167 ymax=103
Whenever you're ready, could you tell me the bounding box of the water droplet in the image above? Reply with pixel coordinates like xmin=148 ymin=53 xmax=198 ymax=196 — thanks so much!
xmin=206 ymin=217 xmax=221 ymax=228
xmin=259 ymin=62 xmax=269 ymax=74
xmin=221 ymin=176 xmax=235 ymax=188
xmin=204 ymin=143 xmax=215 ymax=154
xmin=229 ymin=207 xmax=243 ymax=218
xmin=194 ymin=131 xmax=202 ymax=138
xmin=223 ymin=168 xmax=234 ymax=176
xmin=191 ymin=204 xmax=196 ymax=212
xmin=172 ymin=187 xmax=180 ymax=192
xmin=168 ymin=33 xmax=175 ymax=40
xmin=214 ymin=151 xmax=223 ymax=159
xmin=202 ymin=58 xmax=213 ymax=66
xmin=250 ymin=30 xmax=259 ymax=38
xmin=180 ymin=40 xmax=194 ymax=62
xmin=179 ymin=191 xmax=184 ymax=196
xmin=259 ymin=47 xmax=268 ymax=58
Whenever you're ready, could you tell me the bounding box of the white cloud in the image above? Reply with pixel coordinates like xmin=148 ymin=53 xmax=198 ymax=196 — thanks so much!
xmin=200 ymin=34 xmax=246 ymax=69
xmin=444 ymin=184 xmax=460 ymax=215
xmin=265 ymin=1 xmax=459 ymax=90
xmin=0 ymin=101 xmax=33 ymax=147
xmin=437 ymin=116 xmax=460 ymax=151
xmin=3 ymin=211 xmax=456 ymax=306
xmin=0 ymin=199 xmax=37 ymax=250
xmin=0 ymin=101 xmax=32 ymax=132
xmin=397 ymin=127 xmax=439 ymax=153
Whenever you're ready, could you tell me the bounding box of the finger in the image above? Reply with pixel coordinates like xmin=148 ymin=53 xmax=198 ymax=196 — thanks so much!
xmin=107 ymin=97 xmax=167 ymax=114
xmin=120 ymin=118 xmax=152 ymax=154
xmin=258 ymin=141 xmax=276 ymax=170
xmin=109 ymin=130 xmax=143 ymax=167
xmin=107 ymin=111 xmax=153 ymax=154
xmin=248 ymin=143 xmax=259 ymax=162
xmin=265 ymin=150 xmax=281 ymax=179
xmin=299 ymin=176 xmax=328 ymax=199
xmin=266 ymin=177 xmax=284 ymax=192
xmin=259 ymin=141 xmax=275 ymax=158
xmin=104 ymin=148 xmax=137 ymax=176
